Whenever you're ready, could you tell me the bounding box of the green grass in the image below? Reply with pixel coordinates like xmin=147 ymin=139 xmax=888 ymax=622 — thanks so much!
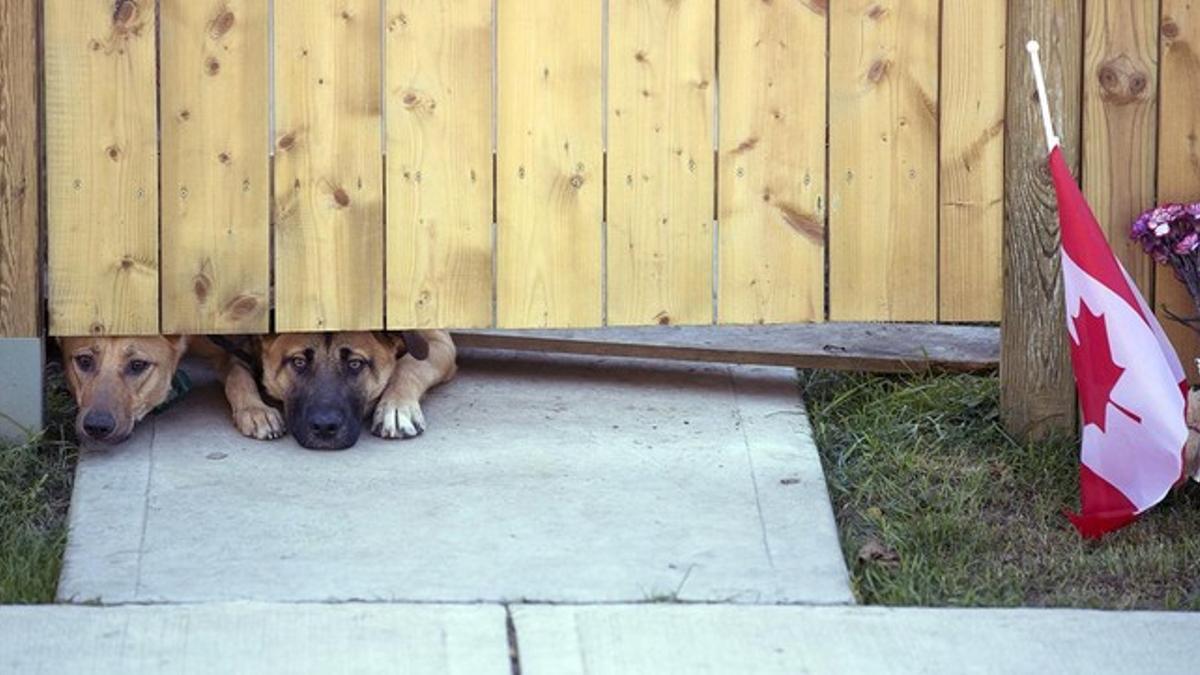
xmin=0 ymin=368 xmax=78 ymax=603
xmin=800 ymin=369 xmax=1200 ymax=610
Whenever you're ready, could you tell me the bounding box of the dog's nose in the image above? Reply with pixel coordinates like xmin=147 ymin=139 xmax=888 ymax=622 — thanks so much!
xmin=82 ymin=410 xmax=117 ymax=439
xmin=309 ymin=410 xmax=345 ymax=439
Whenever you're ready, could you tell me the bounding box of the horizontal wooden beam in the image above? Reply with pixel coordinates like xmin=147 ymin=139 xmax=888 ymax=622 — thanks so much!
xmin=452 ymin=324 xmax=998 ymax=374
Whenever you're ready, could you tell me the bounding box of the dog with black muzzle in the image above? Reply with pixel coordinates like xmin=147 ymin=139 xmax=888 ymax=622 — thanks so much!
xmin=225 ymin=330 xmax=456 ymax=450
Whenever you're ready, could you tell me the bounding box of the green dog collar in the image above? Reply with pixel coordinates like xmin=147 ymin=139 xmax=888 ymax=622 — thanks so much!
xmin=152 ymin=370 xmax=193 ymax=416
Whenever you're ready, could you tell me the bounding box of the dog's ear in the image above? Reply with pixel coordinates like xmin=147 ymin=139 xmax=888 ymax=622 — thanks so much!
xmin=398 ymin=331 xmax=429 ymax=360
xmin=258 ymin=334 xmax=276 ymax=354
xmin=165 ymin=335 xmax=189 ymax=363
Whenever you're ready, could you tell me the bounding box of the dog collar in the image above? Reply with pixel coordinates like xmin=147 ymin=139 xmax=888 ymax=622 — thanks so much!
xmin=152 ymin=370 xmax=193 ymax=415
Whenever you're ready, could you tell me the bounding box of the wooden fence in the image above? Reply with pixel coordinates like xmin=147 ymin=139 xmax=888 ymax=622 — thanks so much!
xmin=2 ymin=1 xmax=1200 ymax=436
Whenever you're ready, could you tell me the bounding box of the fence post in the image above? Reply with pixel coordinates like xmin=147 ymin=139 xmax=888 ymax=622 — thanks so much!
xmin=0 ymin=0 xmax=44 ymax=441
xmin=1001 ymin=0 xmax=1082 ymax=440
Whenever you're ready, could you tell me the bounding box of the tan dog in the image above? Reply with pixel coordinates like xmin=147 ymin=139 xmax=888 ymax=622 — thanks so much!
xmin=222 ymin=330 xmax=456 ymax=450
xmin=60 ymin=335 xmax=190 ymax=444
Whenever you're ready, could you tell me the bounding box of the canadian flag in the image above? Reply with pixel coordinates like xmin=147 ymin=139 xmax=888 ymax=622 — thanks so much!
xmin=1050 ymin=146 xmax=1189 ymax=538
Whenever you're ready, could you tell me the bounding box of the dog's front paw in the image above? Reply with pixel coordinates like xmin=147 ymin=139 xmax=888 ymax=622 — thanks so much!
xmin=372 ymin=398 xmax=426 ymax=439
xmin=233 ymin=405 xmax=286 ymax=440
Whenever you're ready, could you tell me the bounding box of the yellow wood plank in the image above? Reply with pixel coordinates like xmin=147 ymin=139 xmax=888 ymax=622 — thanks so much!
xmin=274 ymin=0 xmax=383 ymax=332
xmin=938 ymin=0 xmax=1006 ymax=323
xmin=496 ymin=0 xmax=602 ymax=328
xmin=45 ymin=0 xmax=158 ymax=335
xmin=0 ymin=0 xmax=40 ymax=337
xmin=717 ymin=0 xmax=826 ymax=325
xmin=607 ymin=0 xmax=714 ymax=327
xmin=829 ymin=0 xmax=939 ymax=322
xmin=161 ymin=0 xmax=270 ymax=334
xmin=386 ymin=0 xmax=493 ymax=329
xmin=1083 ymin=0 xmax=1158 ymax=298
xmin=1158 ymin=0 xmax=1200 ymax=379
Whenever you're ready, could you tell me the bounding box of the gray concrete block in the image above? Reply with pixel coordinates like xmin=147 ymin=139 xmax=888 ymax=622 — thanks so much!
xmin=58 ymin=350 xmax=851 ymax=605
xmin=0 ymin=602 xmax=509 ymax=674
xmin=512 ymin=604 xmax=1200 ymax=675
xmin=0 ymin=337 xmax=43 ymax=442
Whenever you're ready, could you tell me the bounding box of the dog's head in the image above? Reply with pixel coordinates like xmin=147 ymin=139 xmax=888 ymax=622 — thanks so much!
xmin=259 ymin=331 xmax=427 ymax=450
xmin=60 ymin=335 xmax=190 ymax=444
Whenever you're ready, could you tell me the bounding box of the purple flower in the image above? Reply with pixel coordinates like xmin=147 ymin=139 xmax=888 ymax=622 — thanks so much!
xmin=1175 ymin=232 xmax=1200 ymax=255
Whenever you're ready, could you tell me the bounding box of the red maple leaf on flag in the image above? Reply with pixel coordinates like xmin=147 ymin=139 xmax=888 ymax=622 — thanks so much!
xmin=1068 ymin=300 xmax=1140 ymax=431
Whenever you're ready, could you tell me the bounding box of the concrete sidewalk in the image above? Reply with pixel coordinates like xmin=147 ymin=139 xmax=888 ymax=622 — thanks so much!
xmin=58 ymin=350 xmax=851 ymax=605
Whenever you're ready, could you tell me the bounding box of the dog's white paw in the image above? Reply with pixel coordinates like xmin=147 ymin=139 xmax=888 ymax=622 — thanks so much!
xmin=234 ymin=405 xmax=286 ymax=440
xmin=372 ymin=398 xmax=426 ymax=439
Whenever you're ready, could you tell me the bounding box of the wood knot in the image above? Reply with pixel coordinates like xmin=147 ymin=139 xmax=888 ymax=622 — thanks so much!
xmin=218 ymin=151 xmax=231 ymax=164
xmin=224 ymin=294 xmax=260 ymax=320
xmin=333 ymin=187 xmax=351 ymax=207
xmin=655 ymin=312 xmax=671 ymax=326
xmin=179 ymin=109 xmax=191 ymax=121
xmin=113 ymin=0 xmax=138 ymax=25
xmin=867 ymin=4 xmax=887 ymax=20
xmin=120 ymin=256 xmax=135 ymax=270
xmin=867 ymin=59 xmax=890 ymax=84
xmin=569 ymin=174 xmax=585 ymax=190
xmin=1097 ymin=55 xmax=1149 ymax=104
xmin=90 ymin=322 xmax=106 ymax=335
xmin=193 ymin=274 xmax=212 ymax=303
xmin=106 ymin=145 xmax=121 ymax=161
xmin=277 ymin=132 xmax=296 ymax=151
xmin=1162 ymin=19 xmax=1180 ymax=39
xmin=205 ymin=57 xmax=221 ymax=76
xmin=634 ymin=50 xmax=648 ymax=63
xmin=209 ymin=8 xmax=236 ymax=40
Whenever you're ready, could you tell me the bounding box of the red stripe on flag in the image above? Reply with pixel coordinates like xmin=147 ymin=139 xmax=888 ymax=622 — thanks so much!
xmin=1065 ymin=464 xmax=1139 ymax=539
xmin=1049 ymin=147 xmax=1151 ymax=327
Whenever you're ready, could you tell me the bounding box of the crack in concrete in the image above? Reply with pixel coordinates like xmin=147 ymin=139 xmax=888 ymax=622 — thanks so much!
xmin=728 ymin=367 xmax=776 ymax=571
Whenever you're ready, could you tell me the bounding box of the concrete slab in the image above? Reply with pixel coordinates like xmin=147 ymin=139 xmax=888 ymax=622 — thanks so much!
xmin=58 ymin=350 xmax=850 ymax=605
xmin=512 ymin=604 xmax=1200 ymax=675
xmin=0 ymin=337 xmax=43 ymax=441
xmin=0 ymin=602 xmax=509 ymax=674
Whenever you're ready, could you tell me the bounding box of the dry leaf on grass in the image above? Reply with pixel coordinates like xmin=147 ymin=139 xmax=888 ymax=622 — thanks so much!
xmin=856 ymin=539 xmax=901 ymax=568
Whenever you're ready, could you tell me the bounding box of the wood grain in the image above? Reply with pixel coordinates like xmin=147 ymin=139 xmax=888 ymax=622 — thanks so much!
xmin=386 ymin=0 xmax=493 ymax=330
xmin=829 ymin=0 xmax=939 ymax=322
xmin=0 ymin=0 xmax=39 ymax=338
xmin=274 ymin=0 xmax=383 ymax=332
xmin=939 ymin=0 xmax=1006 ymax=323
xmin=453 ymin=324 xmax=999 ymax=375
xmin=496 ymin=0 xmax=603 ymax=328
xmin=1157 ymin=0 xmax=1200 ymax=379
xmin=1083 ymin=0 xmax=1158 ymax=297
xmin=45 ymin=0 xmax=158 ymax=336
xmin=161 ymin=0 xmax=269 ymax=334
xmin=1001 ymin=0 xmax=1082 ymax=439
xmin=717 ymin=0 xmax=826 ymax=325
xmin=607 ymin=0 xmax=714 ymax=327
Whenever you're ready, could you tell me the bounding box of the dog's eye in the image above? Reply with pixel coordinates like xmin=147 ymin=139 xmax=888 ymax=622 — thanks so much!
xmin=290 ymin=355 xmax=308 ymax=371
xmin=127 ymin=359 xmax=152 ymax=375
xmin=74 ymin=354 xmax=95 ymax=372
xmin=346 ymin=357 xmax=367 ymax=373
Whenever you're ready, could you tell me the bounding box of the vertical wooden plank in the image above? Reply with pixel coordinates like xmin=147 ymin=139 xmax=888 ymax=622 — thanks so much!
xmin=274 ymin=0 xmax=383 ymax=332
xmin=161 ymin=0 xmax=269 ymax=334
xmin=45 ymin=0 xmax=158 ymax=335
xmin=938 ymin=0 xmax=1006 ymax=323
xmin=496 ymin=0 xmax=602 ymax=328
xmin=1083 ymin=0 xmax=1158 ymax=296
xmin=0 ymin=0 xmax=40 ymax=337
xmin=1157 ymin=0 xmax=1200 ymax=379
xmin=386 ymin=0 xmax=493 ymax=329
xmin=608 ymin=0 xmax=714 ymax=327
xmin=718 ymin=0 xmax=825 ymax=325
xmin=829 ymin=1 xmax=939 ymax=322
xmin=1001 ymin=0 xmax=1083 ymax=439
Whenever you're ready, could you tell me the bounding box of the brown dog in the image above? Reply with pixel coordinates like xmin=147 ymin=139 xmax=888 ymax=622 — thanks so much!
xmin=222 ymin=330 xmax=456 ymax=450
xmin=60 ymin=335 xmax=191 ymax=444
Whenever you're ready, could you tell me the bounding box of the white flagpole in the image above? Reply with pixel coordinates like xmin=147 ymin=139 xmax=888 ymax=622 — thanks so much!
xmin=1026 ymin=40 xmax=1059 ymax=152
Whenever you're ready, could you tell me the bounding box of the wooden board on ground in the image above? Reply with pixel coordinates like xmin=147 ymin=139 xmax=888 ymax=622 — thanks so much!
xmin=1001 ymin=0 xmax=1082 ymax=438
xmin=161 ymin=0 xmax=270 ymax=334
xmin=717 ymin=0 xmax=826 ymax=324
xmin=0 ymin=0 xmax=39 ymax=338
xmin=45 ymin=0 xmax=159 ymax=335
xmin=938 ymin=0 xmax=1006 ymax=323
xmin=1083 ymin=0 xmax=1158 ymax=296
xmin=496 ymin=0 xmax=603 ymax=328
xmin=386 ymin=0 xmax=494 ymax=329
xmin=453 ymin=324 xmax=999 ymax=374
xmin=829 ymin=0 xmax=939 ymax=322
xmin=607 ymin=0 xmax=714 ymax=326
xmin=1157 ymin=0 xmax=1200 ymax=381
xmin=274 ymin=0 xmax=383 ymax=332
